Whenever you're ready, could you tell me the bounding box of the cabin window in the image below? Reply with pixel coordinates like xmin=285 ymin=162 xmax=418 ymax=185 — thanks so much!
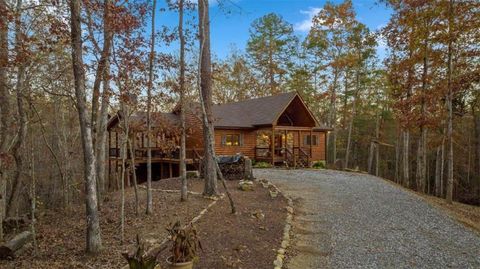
xmin=303 ymin=134 xmax=318 ymax=146
xmin=256 ymin=131 xmax=271 ymax=148
xmin=223 ymin=134 xmax=242 ymax=146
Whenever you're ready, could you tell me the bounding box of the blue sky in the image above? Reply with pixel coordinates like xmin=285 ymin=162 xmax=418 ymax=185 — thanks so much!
xmin=156 ymin=0 xmax=392 ymax=59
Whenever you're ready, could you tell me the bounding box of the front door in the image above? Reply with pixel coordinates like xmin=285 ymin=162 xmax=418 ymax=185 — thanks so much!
xmin=274 ymin=132 xmax=294 ymax=159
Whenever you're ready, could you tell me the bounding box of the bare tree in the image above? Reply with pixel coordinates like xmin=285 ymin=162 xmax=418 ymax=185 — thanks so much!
xmin=403 ymin=130 xmax=410 ymax=187
xmin=69 ymin=0 xmax=102 ymax=253
xmin=29 ymin=132 xmax=37 ymax=253
xmin=178 ymin=0 xmax=188 ymax=201
xmin=145 ymin=0 xmax=157 ymax=214
xmin=445 ymin=0 xmax=455 ymax=204
xmin=198 ymin=0 xmax=218 ymax=196
xmin=198 ymin=0 xmax=235 ymax=213
xmin=0 ymin=0 xmax=9 ymax=241
xmin=7 ymin=0 xmax=29 ymax=218
xmin=94 ymin=0 xmax=114 ymax=209
xmin=127 ymin=137 xmax=139 ymax=215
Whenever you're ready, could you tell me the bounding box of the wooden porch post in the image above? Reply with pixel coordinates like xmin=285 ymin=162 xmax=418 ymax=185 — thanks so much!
xmin=310 ymin=129 xmax=313 ymax=166
xmin=284 ymin=129 xmax=287 ymax=163
xmin=160 ymin=162 xmax=163 ymax=179
xmin=108 ymin=130 xmax=111 ymax=183
xmin=271 ymin=126 xmax=275 ymax=165
xmin=296 ymin=130 xmax=300 ymax=168
xmin=115 ymin=131 xmax=119 ymax=174
xmin=169 ymin=162 xmax=173 ymax=178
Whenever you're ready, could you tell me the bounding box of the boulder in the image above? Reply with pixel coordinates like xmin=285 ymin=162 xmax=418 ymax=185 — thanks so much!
xmin=238 ymin=180 xmax=254 ymax=191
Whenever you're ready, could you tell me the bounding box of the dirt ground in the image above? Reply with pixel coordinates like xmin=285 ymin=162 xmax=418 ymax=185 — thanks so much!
xmin=0 ymin=177 xmax=287 ymax=269
xmin=156 ymin=179 xmax=287 ymax=269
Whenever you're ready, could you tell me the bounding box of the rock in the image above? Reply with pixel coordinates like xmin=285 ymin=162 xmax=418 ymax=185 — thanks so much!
xmin=277 ymin=248 xmax=285 ymax=255
xmin=244 ymin=157 xmax=254 ymax=180
xmin=270 ymin=191 xmax=278 ymax=198
xmin=252 ymin=210 xmax=265 ymax=220
xmin=238 ymin=180 xmax=254 ymax=191
xmin=273 ymin=257 xmax=283 ymax=267
xmin=186 ymin=170 xmax=199 ymax=178
xmin=286 ymin=206 xmax=294 ymax=214
xmin=281 ymin=240 xmax=289 ymax=248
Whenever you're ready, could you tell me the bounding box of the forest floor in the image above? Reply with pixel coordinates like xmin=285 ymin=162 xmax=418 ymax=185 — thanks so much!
xmin=0 ymin=178 xmax=286 ymax=269
xmin=155 ymin=179 xmax=287 ymax=269
xmin=412 ymin=190 xmax=480 ymax=234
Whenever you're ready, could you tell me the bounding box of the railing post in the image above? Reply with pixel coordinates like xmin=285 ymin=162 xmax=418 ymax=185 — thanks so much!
xmin=293 ymin=148 xmax=296 ymax=168
xmin=271 ymin=127 xmax=275 ymax=165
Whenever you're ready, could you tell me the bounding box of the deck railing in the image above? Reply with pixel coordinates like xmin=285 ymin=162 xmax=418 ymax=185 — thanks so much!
xmin=254 ymin=146 xmax=310 ymax=167
xmin=109 ymin=147 xmax=204 ymax=161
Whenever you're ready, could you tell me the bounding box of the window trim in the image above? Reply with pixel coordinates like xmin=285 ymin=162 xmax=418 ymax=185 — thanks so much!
xmin=304 ymin=134 xmax=318 ymax=146
xmin=224 ymin=134 xmax=241 ymax=147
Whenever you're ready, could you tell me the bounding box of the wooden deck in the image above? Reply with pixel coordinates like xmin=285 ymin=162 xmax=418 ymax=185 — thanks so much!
xmin=108 ymin=156 xmax=195 ymax=164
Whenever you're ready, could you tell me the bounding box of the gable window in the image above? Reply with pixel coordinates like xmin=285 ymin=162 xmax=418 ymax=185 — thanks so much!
xmin=304 ymin=134 xmax=318 ymax=146
xmin=223 ymin=134 xmax=242 ymax=146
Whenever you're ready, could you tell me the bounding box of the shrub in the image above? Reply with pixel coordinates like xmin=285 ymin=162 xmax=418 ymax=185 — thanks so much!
xmin=312 ymin=161 xmax=326 ymax=169
xmin=167 ymin=221 xmax=202 ymax=264
xmin=253 ymin=161 xmax=272 ymax=168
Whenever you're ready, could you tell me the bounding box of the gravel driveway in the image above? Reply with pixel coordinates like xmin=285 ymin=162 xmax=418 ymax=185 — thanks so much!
xmin=254 ymin=168 xmax=480 ymax=269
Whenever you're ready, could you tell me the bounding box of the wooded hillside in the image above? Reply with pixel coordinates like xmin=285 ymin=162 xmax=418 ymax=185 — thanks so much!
xmin=0 ymin=0 xmax=478 ymax=262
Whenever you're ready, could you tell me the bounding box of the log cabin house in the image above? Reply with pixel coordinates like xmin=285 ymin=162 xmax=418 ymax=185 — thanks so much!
xmin=107 ymin=92 xmax=330 ymax=183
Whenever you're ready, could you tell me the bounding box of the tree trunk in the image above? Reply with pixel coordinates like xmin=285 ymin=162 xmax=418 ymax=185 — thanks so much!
xmin=417 ymin=21 xmax=429 ymax=194
xmin=394 ymin=131 xmax=402 ymax=184
xmin=69 ymin=0 xmax=102 ymax=253
xmin=368 ymin=142 xmax=374 ymax=174
xmin=0 ymin=0 xmax=8 ymax=241
xmin=95 ymin=0 xmax=113 ymax=210
xmin=179 ymin=0 xmax=187 ymax=201
xmin=145 ymin=0 xmax=157 ymax=214
xmin=29 ymin=133 xmax=37 ymax=253
xmin=0 ymin=231 xmax=32 ymax=259
xmin=0 ymin=0 xmax=9 ymax=152
xmin=344 ymin=95 xmax=356 ymax=169
xmin=403 ymin=130 xmax=410 ymax=188
xmin=198 ymin=0 xmax=218 ymax=196
xmin=8 ymin=0 xmax=27 ymax=217
xmin=475 ymin=110 xmax=480 ymax=199
xmin=446 ymin=0 xmax=455 ymax=204
xmin=91 ymin=0 xmax=113 ymax=148
xmin=435 ymin=145 xmax=442 ymax=197
xmin=127 ymin=135 xmax=139 ymax=215
xmin=345 ymin=70 xmax=359 ymax=169
xmin=329 ymin=70 xmax=338 ymax=166
xmin=374 ymin=109 xmax=380 ymax=177
xmin=120 ymin=123 xmax=127 ymax=244
xmin=215 ymin=162 xmax=236 ymax=213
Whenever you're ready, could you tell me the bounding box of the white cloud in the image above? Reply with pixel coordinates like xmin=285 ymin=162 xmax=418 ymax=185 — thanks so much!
xmin=294 ymin=7 xmax=322 ymax=32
